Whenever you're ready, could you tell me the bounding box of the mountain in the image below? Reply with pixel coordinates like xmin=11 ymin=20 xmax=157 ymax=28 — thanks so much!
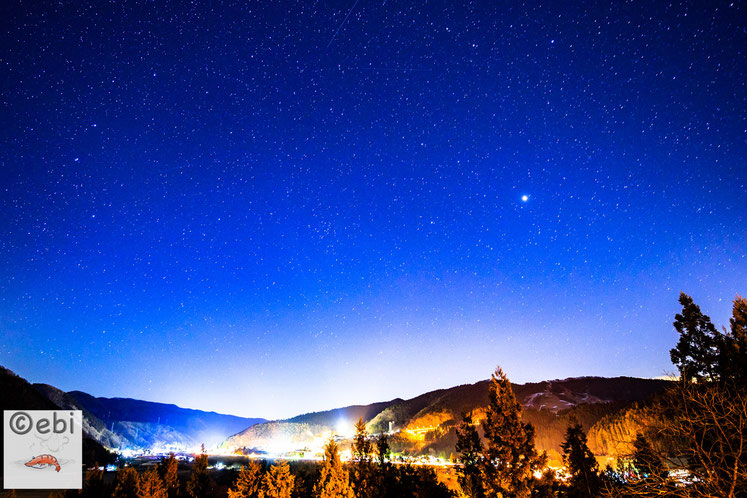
xmin=222 ymin=376 xmax=671 ymax=460
xmin=0 ymin=367 xmax=113 ymax=475
xmin=0 ymin=365 xmax=265 ymax=452
xmin=65 ymin=391 xmax=266 ymax=449
xmin=0 ymin=366 xmax=60 ymax=412
xmin=586 ymin=400 xmax=659 ymax=462
xmin=33 ymin=383 xmax=123 ymax=448
xmin=286 ymin=400 xmax=396 ymax=428
xmin=2 ymin=362 xmax=670 ymax=461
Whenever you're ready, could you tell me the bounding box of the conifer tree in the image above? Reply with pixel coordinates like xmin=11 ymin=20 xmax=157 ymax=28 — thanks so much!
xmin=631 ymin=433 xmax=667 ymax=481
xmin=158 ymin=453 xmax=180 ymax=498
xmin=139 ymin=467 xmax=167 ymax=498
xmin=228 ymin=461 xmax=263 ymax=498
xmin=313 ymin=438 xmax=356 ymax=498
xmin=351 ymin=417 xmax=372 ymax=463
xmin=112 ymin=467 xmax=141 ymax=498
xmin=671 ymin=292 xmax=720 ymax=382
xmin=560 ymin=421 xmax=599 ymax=497
xmin=375 ymin=433 xmax=391 ymax=467
xmin=455 ymin=412 xmax=485 ymax=498
xmin=81 ymin=463 xmax=108 ymax=497
xmin=263 ymin=460 xmax=295 ymax=498
xmin=721 ymin=295 xmax=747 ymax=386
xmin=654 ymin=293 xmax=747 ymax=497
xmin=350 ymin=417 xmax=375 ymax=497
xmin=481 ymin=366 xmax=544 ymax=498
xmin=186 ymin=449 xmax=212 ymax=498
xmin=374 ymin=434 xmax=397 ymax=496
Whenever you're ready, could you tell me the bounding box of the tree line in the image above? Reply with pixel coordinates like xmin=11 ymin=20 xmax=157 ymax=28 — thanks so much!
xmin=16 ymin=422 xmax=453 ymax=498
xmin=454 ymin=292 xmax=746 ymax=497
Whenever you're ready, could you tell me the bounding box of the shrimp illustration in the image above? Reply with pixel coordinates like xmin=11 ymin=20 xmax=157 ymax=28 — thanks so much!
xmin=25 ymin=454 xmax=61 ymax=472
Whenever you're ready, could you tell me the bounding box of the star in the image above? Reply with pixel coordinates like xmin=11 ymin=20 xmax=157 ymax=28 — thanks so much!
xmin=521 ymin=195 xmax=529 ymax=202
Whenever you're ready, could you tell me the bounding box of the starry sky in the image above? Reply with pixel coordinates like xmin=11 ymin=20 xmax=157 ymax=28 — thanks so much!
xmin=1 ymin=0 xmax=745 ymax=419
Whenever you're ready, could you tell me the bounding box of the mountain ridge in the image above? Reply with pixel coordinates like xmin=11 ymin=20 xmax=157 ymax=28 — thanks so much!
xmin=0 ymin=367 xmax=114 ymax=474
xmin=0 ymin=365 xmax=266 ymax=451
xmin=65 ymin=390 xmax=266 ymax=449
xmin=2 ymin=363 xmax=671 ymax=460
xmin=223 ymin=375 xmax=672 ymax=459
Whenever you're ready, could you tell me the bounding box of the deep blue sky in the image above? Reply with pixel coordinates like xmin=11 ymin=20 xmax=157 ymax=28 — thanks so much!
xmin=1 ymin=0 xmax=745 ymax=419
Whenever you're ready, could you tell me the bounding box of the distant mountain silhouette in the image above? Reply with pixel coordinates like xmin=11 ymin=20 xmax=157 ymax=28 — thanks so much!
xmin=0 ymin=367 xmax=113 ymax=475
xmin=67 ymin=391 xmax=265 ymax=449
xmin=285 ymin=400 xmax=395 ymax=427
xmin=0 ymin=365 xmax=265 ymax=452
xmin=33 ymin=383 xmax=124 ymax=448
xmin=265 ymin=376 xmax=669 ymax=431
xmin=223 ymin=376 xmax=671 ymax=460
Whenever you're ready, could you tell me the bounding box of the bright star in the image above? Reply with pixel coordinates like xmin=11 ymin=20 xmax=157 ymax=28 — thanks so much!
xmin=521 ymin=195 xmax=529 ymax=202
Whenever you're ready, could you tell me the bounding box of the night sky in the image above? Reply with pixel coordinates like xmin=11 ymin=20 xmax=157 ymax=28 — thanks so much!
xmin=1 ymin=1 xmax=745 ymax=419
